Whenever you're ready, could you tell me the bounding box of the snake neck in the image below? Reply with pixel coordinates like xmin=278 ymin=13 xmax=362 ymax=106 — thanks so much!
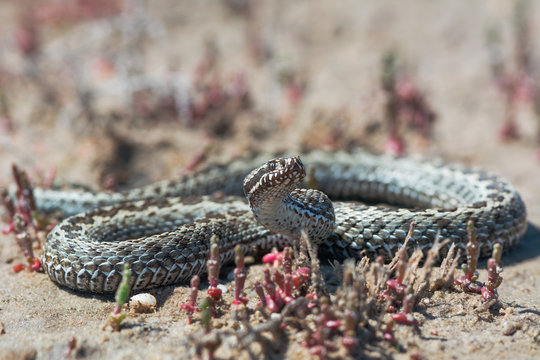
xmin=251 ymin=189 xmax=335 ymax=243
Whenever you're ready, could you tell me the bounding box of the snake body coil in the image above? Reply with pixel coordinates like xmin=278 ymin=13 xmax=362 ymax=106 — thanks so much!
xmin=38 ymin=150 xmax=527 ymax=293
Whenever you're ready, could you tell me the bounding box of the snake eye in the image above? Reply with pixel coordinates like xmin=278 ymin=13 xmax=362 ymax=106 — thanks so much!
xmin=267 ymin=161 xmax=276 ymax=171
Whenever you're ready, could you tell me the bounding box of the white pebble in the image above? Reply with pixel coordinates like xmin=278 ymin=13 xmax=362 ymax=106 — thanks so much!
xmin=129 ymin=293 xmax=157 ymax=313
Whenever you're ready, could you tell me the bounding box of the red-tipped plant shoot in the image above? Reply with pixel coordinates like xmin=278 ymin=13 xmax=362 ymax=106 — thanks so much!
xmin=207 ymin=235 xmax=222 ymax=301
xmin=232 ymin=245 xmax=248 ymax=306
xmin=180 ymin=275 xmax=201 ymax=324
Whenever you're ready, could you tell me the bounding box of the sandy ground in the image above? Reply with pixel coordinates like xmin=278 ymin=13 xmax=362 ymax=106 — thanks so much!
xmin=0 ymin=1 xmax=539 ymax=359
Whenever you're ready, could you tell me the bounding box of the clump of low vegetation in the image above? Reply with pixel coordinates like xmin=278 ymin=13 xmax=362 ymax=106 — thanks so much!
xmin=1 ymin=164 xmax=54 ymax=273
xmin=170 ymin=223 xmax=502 ymax=359
xmin=486 ymin=0 xmax=540 ymax=159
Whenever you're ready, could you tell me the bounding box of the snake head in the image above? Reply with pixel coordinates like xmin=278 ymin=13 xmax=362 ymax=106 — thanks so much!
xmin=243 ymin=156 xmax=306 ymax=207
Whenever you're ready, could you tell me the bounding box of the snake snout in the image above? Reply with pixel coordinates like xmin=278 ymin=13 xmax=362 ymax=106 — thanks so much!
xmin=287 ymin=156 xmax=305 ymax=178
xmin=263 ymin=157 xmax=305 ymax=189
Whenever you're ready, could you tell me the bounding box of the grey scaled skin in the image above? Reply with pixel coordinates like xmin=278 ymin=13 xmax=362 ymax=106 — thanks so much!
xmin=37 ymin=151 xmax=526 ymax=293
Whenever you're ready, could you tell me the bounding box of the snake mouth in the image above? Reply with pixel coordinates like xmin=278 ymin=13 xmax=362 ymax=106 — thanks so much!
xmin=243 ymin=156 xmax=306 ymax=203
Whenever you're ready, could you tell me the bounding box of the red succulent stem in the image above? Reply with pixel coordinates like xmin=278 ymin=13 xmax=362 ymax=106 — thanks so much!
xmin=391 ymin=293 xmax=418 ymax=326
xmin=262 ymin=248 xmax=283 ymax=267
xmin=481 ymin=243 xmax=504 ymax=302
xmin=455 ymin=221 xmax=483 ymax=292
xmin=341 ymin=303 xmax=358 ymax=352
xmin=254 ymin=280 xmax=266 ymax=307
xmin=232 ymin=245 xmax=248 ymax=305
xmin=282 ymin=247 xmax=292 ymax=275
xmin=263 ymin=267 xmax=282 ymax=312
xmin=206 ymin=235 xmax=222 ymax=301
xmin=272 ymin=268 xmax=285 ymax=290
xmin=180 ymin=275 xmax=200 ymax=323
xmin=292 ymin=267 xmax=311 ymax=289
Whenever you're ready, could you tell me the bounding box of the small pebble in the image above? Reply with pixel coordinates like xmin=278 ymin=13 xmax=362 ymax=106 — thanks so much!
xmin=213 ymin=319 xmax=224 ymax=329
xmin=502 ymin=321 xmax=517 ymax=336
xmin=499 ymin=307 xmax=514 ymax=316
xmin=129 ymin=293 xmax=157 ymax=313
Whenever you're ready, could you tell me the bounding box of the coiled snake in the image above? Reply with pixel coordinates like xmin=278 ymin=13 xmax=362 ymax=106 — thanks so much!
xmin=37 ymin=150 xmax=527 ymax=293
